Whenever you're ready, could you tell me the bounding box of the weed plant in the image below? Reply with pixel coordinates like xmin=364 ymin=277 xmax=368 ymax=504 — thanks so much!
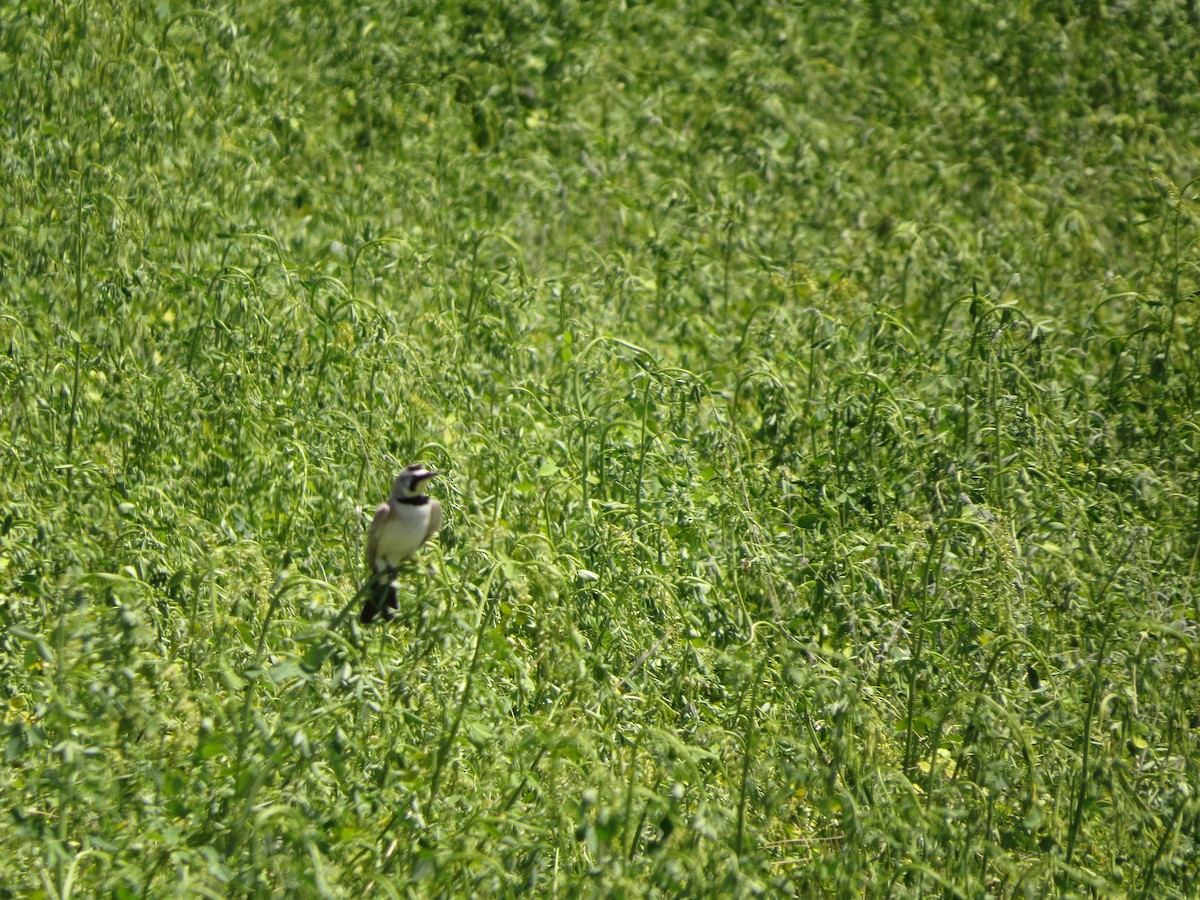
xmin=2 ymin=1 xmax=1199 ymax=896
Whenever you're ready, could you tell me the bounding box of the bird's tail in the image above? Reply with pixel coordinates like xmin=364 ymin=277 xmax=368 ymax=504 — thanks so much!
xmin=360 ymin=571 xmax=398 ymax=624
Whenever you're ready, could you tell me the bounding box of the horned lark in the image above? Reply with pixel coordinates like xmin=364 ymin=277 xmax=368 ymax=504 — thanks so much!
xmin=361 ymin=464 xmax=443 ymax=624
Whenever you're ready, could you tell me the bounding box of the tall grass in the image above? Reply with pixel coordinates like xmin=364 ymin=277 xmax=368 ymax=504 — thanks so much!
xmin=2 ymin=1 xmax=1198 ymax=896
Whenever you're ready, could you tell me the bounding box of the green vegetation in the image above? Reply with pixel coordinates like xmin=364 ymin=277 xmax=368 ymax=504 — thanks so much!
xmin=3 ymin=1 xmax=1199 ymax=896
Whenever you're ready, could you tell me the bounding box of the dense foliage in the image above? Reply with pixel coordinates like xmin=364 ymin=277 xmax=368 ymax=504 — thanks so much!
xmin=2 ymin=1 xmax=1199 ymax=896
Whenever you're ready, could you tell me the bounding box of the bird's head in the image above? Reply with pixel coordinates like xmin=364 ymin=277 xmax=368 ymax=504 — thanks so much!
xmin=392 ymin=464 xmax=439 ymax=498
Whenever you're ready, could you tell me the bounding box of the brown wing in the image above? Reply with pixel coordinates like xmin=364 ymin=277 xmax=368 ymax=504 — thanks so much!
xmin=365 ymin=502 xmax=392 ymax=571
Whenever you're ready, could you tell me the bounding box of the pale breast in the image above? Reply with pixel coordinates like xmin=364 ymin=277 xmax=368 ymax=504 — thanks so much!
xmin=373 ymin=502 xmax=436 ymax=570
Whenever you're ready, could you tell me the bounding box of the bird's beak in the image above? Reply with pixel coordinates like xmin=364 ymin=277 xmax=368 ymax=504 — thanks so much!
xmin=417 ymin=470 xmax=440 ymax=481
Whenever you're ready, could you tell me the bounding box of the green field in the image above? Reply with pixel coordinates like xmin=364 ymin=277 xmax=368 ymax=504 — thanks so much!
xmin=3 ymin=1 xmax=1199 ymax=896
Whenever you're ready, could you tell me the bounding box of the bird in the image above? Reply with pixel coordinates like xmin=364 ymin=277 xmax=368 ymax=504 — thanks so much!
xmin=360 ymin=464 xmax=443 ymax=624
